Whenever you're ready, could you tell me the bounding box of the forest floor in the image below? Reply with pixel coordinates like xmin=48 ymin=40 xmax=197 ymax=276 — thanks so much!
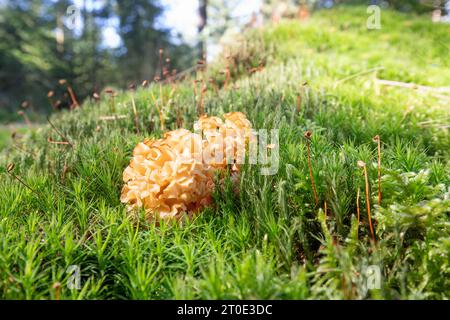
xmin=0 ymin=7 xmax=449 ymax=299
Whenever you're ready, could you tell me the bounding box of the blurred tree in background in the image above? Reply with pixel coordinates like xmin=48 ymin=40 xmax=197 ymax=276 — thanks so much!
xmin=1 ymin=0 xmax=448 ymax=123
xmin=0 ymin=0 xmax=193 ymax=120
xmin=115 ymin=0 xmax=192 ymax=82
xmin=0 ymin=1 xmax=62 ymax=119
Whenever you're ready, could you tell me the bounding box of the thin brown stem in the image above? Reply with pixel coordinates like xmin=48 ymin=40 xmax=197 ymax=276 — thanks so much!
xmin=61 ymin=160 xmax=69 ymax=184
xmin=48 ymin=137 xmax=70 ymax=145
xmin=6 ymin=164 xmax=39 ymax=196
xmin=47 ymin=117 xmax=73 ymax=147
xmin=176 ymin=107 xmax=183 ymax=129
xmin=225 ymin=68 xmax=230 ymax=89
xmin=359 ymin=162 xmax=375 ymax=242
xmin=17 ymin=111 xmax=31 ymax=128
xmin=48 ymin=91 xmax=56 ymax=110
xmin=209 ymin=78 xmax=219 ymax=95
xmin=159 ymin=49 xmax=164 ymax=79
xmin=52 ymin=283 xmax=61 ymax=301
xmin=67 ymin=85 xmax=80 ymax=109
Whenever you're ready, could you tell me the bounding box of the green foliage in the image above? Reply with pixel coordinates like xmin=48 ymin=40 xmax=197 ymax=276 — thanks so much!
xmin=0 ymin=0 xmax=193 ymax=117
xmin=0 ymin=7 xmax=448 ymax=299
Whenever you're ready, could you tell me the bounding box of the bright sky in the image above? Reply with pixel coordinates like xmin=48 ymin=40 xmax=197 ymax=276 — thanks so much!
xmin=159 ymin=0 xmax=262 ymax=59
xmin=71 ymin=0 xmax=262 ymax=56
xmin=159 ymin=0 xmax=262 ymax=43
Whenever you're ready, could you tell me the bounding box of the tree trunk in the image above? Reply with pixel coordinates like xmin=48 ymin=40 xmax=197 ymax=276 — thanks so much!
xmin=198 ymin=0 xmax=207 ymax=60
xmin=56 ymin=15 xmax=64 ymax=53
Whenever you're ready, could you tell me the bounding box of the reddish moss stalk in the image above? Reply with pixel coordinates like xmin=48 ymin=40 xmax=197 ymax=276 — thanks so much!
xmin=358 ymin=161 xmax=376 ymax=242
xmin=67 ymin=85 xmax=80 ymax=109
xmin=48 ymin=91 xmax=56 ymax=109
xmin=48 ymin=137 xmax=70 ymax=145
xmin=52 ymin=283 xmax=61 ymax=300
xmin=224 ymin=67 xmax=230 ymax=89
xmin=6 ymin=163 xmax=38 ymax=195
xmin=297 ymin=94 xmax=302 ymax=114
xmin=47 ymin=117 xmax=73 ymax=147
xmin=17 ymin=111 xmax=31 ymax=128
xmin=60 ymin=79 xmax=79 ymax=109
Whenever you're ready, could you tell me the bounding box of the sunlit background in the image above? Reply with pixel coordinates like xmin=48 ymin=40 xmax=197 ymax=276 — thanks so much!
xmin=70 ymin=0 xmax=262 ymax=56
xmin=0 ymin=0 xmax=448 ymax=121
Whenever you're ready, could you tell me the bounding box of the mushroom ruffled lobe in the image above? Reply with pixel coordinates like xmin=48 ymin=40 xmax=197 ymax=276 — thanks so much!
xmin=121 ymin=129 xmax=214 ymax=220
xmin=195 ymin=112 xmax=255 ymax=172
xmin=121 ymin=113 xmax=254 ymax=221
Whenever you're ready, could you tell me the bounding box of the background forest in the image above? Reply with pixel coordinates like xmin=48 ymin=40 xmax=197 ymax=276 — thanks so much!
xmin=1 ymin=0 xmax=448 ymax=123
